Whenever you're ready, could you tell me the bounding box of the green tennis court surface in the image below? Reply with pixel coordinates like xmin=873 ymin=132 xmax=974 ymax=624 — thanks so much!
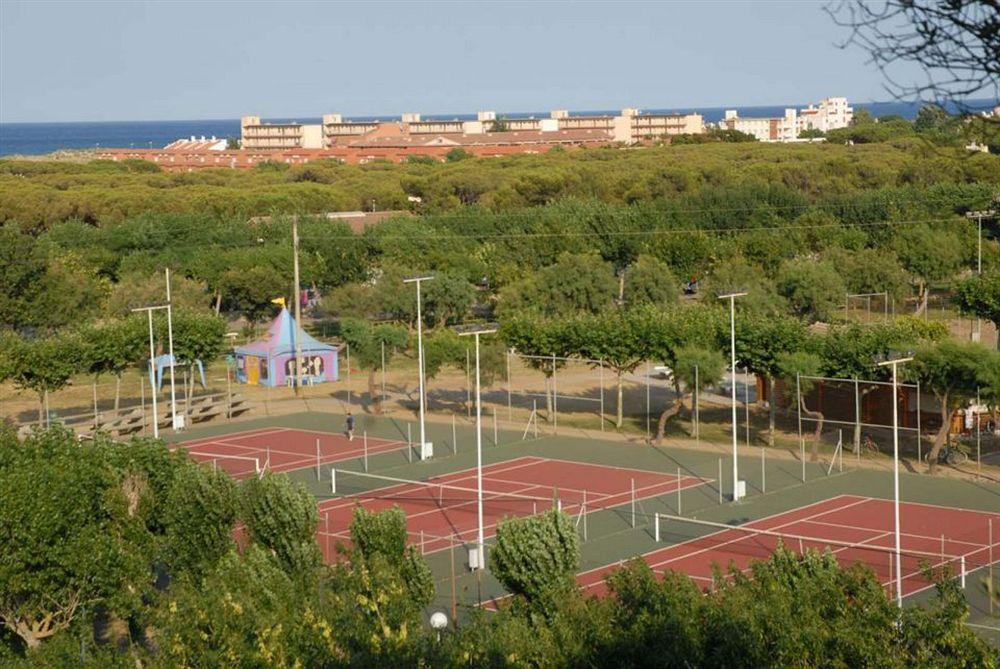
xmin=175 ymin=410 xmax=1000 ymax=643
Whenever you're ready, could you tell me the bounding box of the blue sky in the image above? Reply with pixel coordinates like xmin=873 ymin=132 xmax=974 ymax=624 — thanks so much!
xmin=0 ymin=0 xmax=917 ymax=123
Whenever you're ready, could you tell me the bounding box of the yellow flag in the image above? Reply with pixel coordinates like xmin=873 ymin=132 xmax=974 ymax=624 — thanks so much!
xmin=271 ymin=297 xmax=286 ymax=308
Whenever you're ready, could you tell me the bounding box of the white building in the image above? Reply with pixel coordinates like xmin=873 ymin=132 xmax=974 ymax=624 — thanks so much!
xmin=721 ymin=97 xmax=854 ymax=142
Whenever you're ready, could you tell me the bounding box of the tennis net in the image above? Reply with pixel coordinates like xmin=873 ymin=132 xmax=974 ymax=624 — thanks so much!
xmin=186 ymin=450 xmax=261 ymax=479
xmin=653 ymin=513 xmax=972 ymax=592
xmin=329 ymin=468 xmax=580 ymax=518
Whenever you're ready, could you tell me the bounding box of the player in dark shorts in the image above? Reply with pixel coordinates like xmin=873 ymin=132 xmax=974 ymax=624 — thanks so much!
xmin=345 ymin=412 xmax=355 ymax=441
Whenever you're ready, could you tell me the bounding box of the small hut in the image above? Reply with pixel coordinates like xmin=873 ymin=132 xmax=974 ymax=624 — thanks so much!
xmin=235 ymin=308 xmax=339 ymax=387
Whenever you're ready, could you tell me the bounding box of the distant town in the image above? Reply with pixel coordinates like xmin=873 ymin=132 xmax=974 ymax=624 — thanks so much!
xmin=96 ymin=97 xmax=854 ymax=170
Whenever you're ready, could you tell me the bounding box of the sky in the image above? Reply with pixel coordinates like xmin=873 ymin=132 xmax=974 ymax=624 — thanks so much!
xmin=0 ymin=0 xmax=920 ymax=124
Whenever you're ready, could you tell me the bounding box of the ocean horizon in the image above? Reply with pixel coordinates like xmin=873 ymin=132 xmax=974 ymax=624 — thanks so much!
xmin=1 ymin=99 xmax=995 ymax=157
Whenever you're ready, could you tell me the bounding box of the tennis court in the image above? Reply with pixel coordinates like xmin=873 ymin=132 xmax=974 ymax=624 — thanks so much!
xmin=317 ymin=455 xmax=709 ymax=558
xmin=577 ymin=494 xmax=1000 ymax=600
xmin=176 ymin=426 xmax=409 ymax=478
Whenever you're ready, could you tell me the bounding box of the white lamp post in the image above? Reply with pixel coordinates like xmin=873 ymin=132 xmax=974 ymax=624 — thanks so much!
xmin=876 ymin=352 xmax=913 ymax=608
xmin=404 ymin=275 xmax=434 ymax=460
xmin=718 ymin=291 xmax=747 ymax=502
xmin=164 ymin=268 xmax=180 ymax=430
xmin=429 ymin=611 xmax=448 ymax=642
xmin=458 ymin=324 xmax=496 ymax=570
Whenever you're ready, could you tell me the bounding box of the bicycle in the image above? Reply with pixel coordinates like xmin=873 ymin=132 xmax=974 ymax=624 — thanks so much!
xmin=860 ymin=435 xmax=880 ymax=458
xmin=925 ymin=444 xmax=969 ymax=466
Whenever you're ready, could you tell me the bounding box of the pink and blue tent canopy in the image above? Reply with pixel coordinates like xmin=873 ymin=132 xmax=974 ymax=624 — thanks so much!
xmin=234 ymin=308 xmax=339 ymax=387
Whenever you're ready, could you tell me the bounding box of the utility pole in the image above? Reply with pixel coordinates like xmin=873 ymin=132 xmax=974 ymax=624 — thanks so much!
xmin=292 ymin=217 xmax=303 ymax=394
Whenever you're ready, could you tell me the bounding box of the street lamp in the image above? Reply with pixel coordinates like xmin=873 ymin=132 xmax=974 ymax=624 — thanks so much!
xmin=457 ymin=324 xmax=497 ymax=570
xmin=965 ymin=209 xmax=995 ymax=343
xmin=404 ymin=275 xmax=434 ymax=460
xmin=718 ymin=291 xmax=747 ymax=502
xmin=875 ymin=351 xmax=913 ymax=608
xmin=164 ymin=269 xmax=180 ymax=430
xmin=429 ymin=611 xmax=448 ymax=642
xmin=131 ymin=303 xmax=171 ymax=439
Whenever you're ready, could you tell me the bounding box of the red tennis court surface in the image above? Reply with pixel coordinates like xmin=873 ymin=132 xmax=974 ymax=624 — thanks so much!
xmin=578 ymin=494 xmax=1000 ymax=601
xmin=316 ymin=456 xmax=708 ymax=561
xmin=176 ymin=427 xmax=408 ymax=478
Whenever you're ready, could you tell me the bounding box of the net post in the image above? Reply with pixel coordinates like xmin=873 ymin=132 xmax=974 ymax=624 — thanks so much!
xmin=254 ymin=457 xmax=260 ymax=475
xmin=582 ymin=490 xmax=588 ymax=541
xmin=316 ymin=438 xmax=321 ymax=480
xmin=330 ymin=468 xmax=336 ymax=494
xmin=654 ymin=513 xmax=660 ymax=542
xmin=452 ymin=413 xmax=457 ymax=454
xmin=420 ymin=530 xmax=425 ymax=555
xmin=718 ymin=458 xmax=723 ymax=505
xmin=960 ymin=555 xmax=966 ymax=589
xmin=533 ymin=400 xmax=538 ymax=438
xmin=363 ymin=431 xmax=369 ymax=472
xmin=599 ymin=358 xmax=605 ymax=431
xmin=677 ymin=467 xmax=682 ymax=515
xmin=761 ymin=444 xmax=766 ymax=493
xmin=630 ymin=478 xmax=636 ymax=528
xmin=266 ymin=446 xmax=271 ymax=472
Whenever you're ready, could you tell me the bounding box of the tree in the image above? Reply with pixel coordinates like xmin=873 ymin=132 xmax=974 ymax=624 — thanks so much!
xmin=445 ymin=148 xmax=472 ymax=162
xmin=824 ymin=246 xmax=911 ymax=311
xmin=563 ymin=310 xmax=649 ymax=428
xmin=421 ymin=271 xmax=475 ymax=328
xmin=891 ymin=225 xmax=964 ymax=315
xmin=623 ymin=255 xmax=679 ymax=307
xmin=777 ymin=351 xmax=826 ymax=462
xmin=954 ymin=271 xmax=1000 ymax=349
xmin=828 ymin=1 xmax=999 ymax=118
xmin=6 ymin=332 xmax=88 ymax=424
xmin=77 ymin=317 xmax=146 ymax=412
xmin=908 ymin=340 xmax=999 ymax=473
xmin=776 ymin=258 xmax=847 ymax=322
xmin=0 ymin=429 xmax=148 ymax=649
xmin=218 ymin=264 xmax=288 ymax=324
xmin=347 ymin=507 xmax=433 ymax=607
xmin=653 ymin=346 xmax=725 ymax=445
xmin=339 ymin=318 xmax=409 ymax=414
xmin=490 ymin=510 xmax=579 ymax=612
xmin=498 ymin=252 xmax=617 ymax=317
xmin=240 ymin=473 xmax=322 ymax=575
xmin=501 ymin=315 xmax=575 ymax=419
xmin=106 ymin=270 xmax=210 ymax=317
xmin=160 ymin=464 xmax=238 ymax=576
xmin=736 ymin=314 xmax=811 ymax=446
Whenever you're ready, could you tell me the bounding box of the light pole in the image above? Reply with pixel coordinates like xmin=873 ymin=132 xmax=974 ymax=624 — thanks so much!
xmin=131 ymin=304 xmax=171 ymax=439
xmin=458 ymin=324 xmax=497 ymax=570
xmin=404 ymin=275 xmax=434 ymax=460
xmin=876 ymin=352 xmax=913 ymax=608
xmin=718 ymin=291 xmax=747 ymax=502
xmin=292 ymin=217 xmax=304 ymax=395
xmin=965 ymin=209 xmax=995 ymax=343
xmin=164 ymin=268 xmax=180 ymax=430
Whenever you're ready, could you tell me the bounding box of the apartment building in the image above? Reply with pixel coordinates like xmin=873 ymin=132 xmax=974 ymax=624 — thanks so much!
xmin=721 ymin=97 xmax=854 ymax=142
xmin=241 ymin=107 xmax=705 ymax=150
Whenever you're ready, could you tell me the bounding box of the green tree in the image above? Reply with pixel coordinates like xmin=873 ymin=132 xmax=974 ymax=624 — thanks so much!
xmin=421 ymin=271 xmax=476 ymax=328
xmin=777 ymin=350 xmax=825 ymax=461
xmin=0 ymin=429 xmax=148 ymax=649
xmin=891 ymin=224 xmax=964 ymax=315
xmin=909 ymin=340 xmax=1000 ymax=473
xmin=161 ymin=464 xmax=238 ymax=576
xmin=77 ymin=317 xmax=147 ymax=413
xmin=339 ymin=318 xmax=409 ymax=413
xmin=218 ymin=264 xmax=288 ymax=324
xmin=954 ymin=271 xmax=1000 ymax=350
xmin=653 ymin=345 xmax=725 ymax=445
xmin=623 ymin=255 xmax=679 ymax=307
xmin=498 ymin=252 xmax=617 ymax=317
xmin=736 ymin=314 xmax=811 ymax=446
xmin=776 ymin=258 xmax=847 ymax=322
xmin=348 ymin=507 xmax=433 ymax=607
xmin=490 ymin=510 xmax=579 ymax=612
xmin=240 ymin=472 xmax=322 ymax=575
xmin=6 ymin=332 xmax=88 ymax=424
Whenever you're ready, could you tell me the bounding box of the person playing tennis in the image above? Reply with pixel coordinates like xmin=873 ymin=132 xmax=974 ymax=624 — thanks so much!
xmin=345 ymin=412 xmax=355 ymax=441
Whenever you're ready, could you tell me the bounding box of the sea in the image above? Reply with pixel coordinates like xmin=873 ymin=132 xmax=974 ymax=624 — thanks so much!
xmin=0 ymin=100 xmax=994 ymax=157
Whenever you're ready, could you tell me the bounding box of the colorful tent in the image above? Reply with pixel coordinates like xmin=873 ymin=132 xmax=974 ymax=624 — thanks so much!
xmin=234 ymin=308 xmax=339 ymax=387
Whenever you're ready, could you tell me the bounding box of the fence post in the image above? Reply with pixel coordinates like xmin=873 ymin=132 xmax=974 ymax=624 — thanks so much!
xmin=761 ymin=444 xmax=766 ymax=493
xmin=506 ymin=349 xmax=512 ymax=421
xmin=677 ymin=467 xmax=682 ymax=515
xmin=916 ymin=381 xmax=922 ymax=465
xmin=363 ymin=431 xmax=368 ymax=472
xmin=493 ymin=408 xmax=498 ymax=446
xmin=796 ymin=372 xmax=804 ymax=482
xmin=646 ymin=362 xmax=651 ymax=440
xmin=452 ymin=413 xmax=457 ymax=454
xmin=380 ymin=340 xmax=386 ymax=406
xmin=718 ymin=458 xmax=723 ymax=504
xmin=407 ymin=423 xmax=412 ymax=463
xmin=466 ymin=347 xmax=472 ymax=418
xmin=694 ymin=364 xmax=699 ymax=444
xmin=744 ymin=367 xmax=751 ymax=447
xmin=551 ymin=353 xmax=558 ymax=433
